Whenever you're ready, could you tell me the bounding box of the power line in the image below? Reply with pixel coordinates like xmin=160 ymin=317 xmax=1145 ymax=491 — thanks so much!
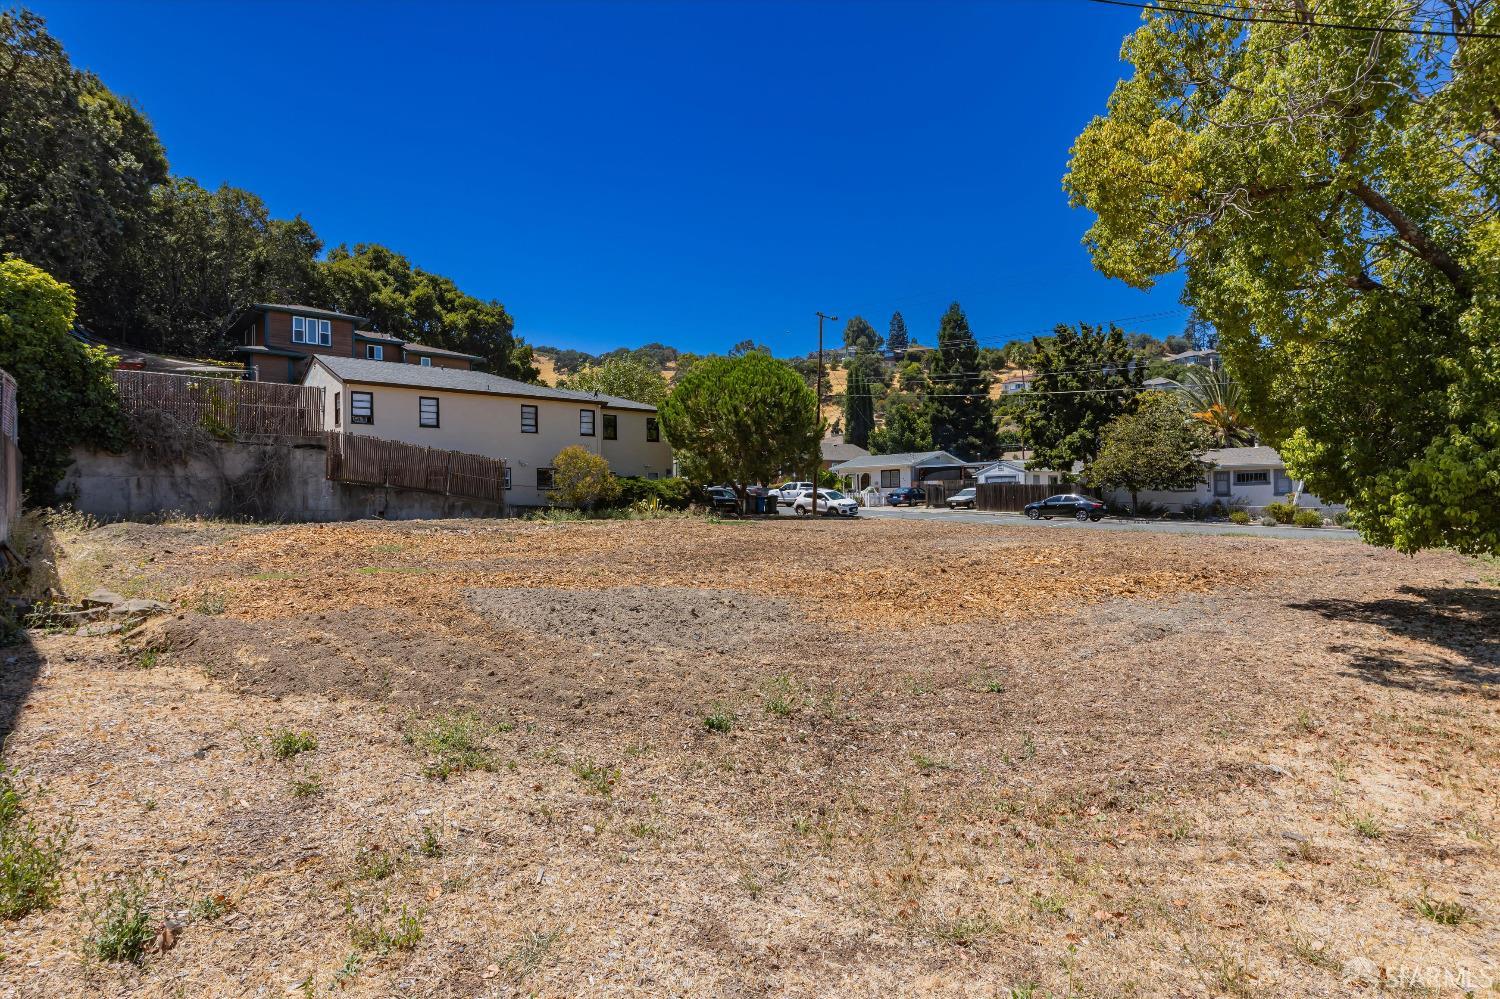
xmin=1085 ymin=0 xmax=1500 ymax=39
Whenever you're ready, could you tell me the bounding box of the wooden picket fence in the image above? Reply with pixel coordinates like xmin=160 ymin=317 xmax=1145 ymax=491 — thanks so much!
xmin=113 ymin=369 xmax=324 ymax=439
xmin=324 ymin=432 xmax=507 ymax=507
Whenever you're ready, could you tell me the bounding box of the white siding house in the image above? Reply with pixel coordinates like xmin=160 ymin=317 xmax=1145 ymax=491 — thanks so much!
xmin=830 ymin=450 xmax=966 ymax=491
xmin=303 ymin=356 xmax=673 ymax=508
xmin=1097 ymin=445 xmax=1341 ymax=514
xmin=971 ymin=459 xmax=1068 ymax=485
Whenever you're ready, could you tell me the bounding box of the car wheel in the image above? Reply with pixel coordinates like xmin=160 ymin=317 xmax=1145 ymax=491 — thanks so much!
xmin=1090 ymin=514 xmax=1103 ymax=522
xmin=1074 ymin=509 xmax=1089 ymax=522
xmin=795 ymin=506 xmax=809 ymax=517
xmin=1027 ymin=508 xmax=1041 ymax=520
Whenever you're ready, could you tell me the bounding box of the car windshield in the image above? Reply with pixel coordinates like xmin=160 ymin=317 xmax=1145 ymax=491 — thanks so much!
xmin=822 ymin=490 xmax=845 ymax=500
xmin=955 ymin=489 xmax=974 ymax=496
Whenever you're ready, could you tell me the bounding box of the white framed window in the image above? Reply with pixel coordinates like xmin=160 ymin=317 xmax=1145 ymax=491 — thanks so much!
xmin=537 ymin=467 xmax=554 ymax=489
xmin=419 ymin=396 xmax=439 ymax=428
xmin=1234 ymin=470 xmax=1269 ymax=485
xmin=366 ymin=344 xmax=384 ymax=360
xmin=333 ymin=391 xmax=341 ymax=428
xmin=579 ymin=409 xmax=595 ymax=436
xmin=503 ymin=465 xmax=512 ymax=490
xmin=292 ymin=316 xmax=332 ymax=346
xmin=521 ymin=405 xmax=538 ymax=433
xmin=879 ymin=469 xmax=899 ymax=488
xmin=1274 ymin=469 xmax=1295 ymax=493
xmin=350 ymin=391 xmax=373 ymax=424
xmin=419 ymin=356 xmax=432 ymax=367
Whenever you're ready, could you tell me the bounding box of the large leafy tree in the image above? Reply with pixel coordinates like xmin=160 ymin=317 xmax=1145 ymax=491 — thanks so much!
xmin=561 ymin=357 xmax=667 ymax=407
xmin=869 ymin=400 xmax=933 ymax=455
xmin=1088 ymin=392 xmax=1213 ymax=513
xmin=842 ymin=315 xmax=882 ymax=353
xmin=320 ymin=243 xmax=536 ymax=381
xmin=1020 ymin=322 xmax=1141 ymax=472
xmin=843 ymin=354 xmax=882 ymax=448
xmin=887 ymin=311 xmax=909 ymax=354
xmin=928 ymin=303 xmax=993 ymax=459
xmin=1065 ymin=1 xmax=1499 ymax=553
xmin=659 ymin=352 xmax=820 ymax=493
xmin=0 ymin=259 xmax=125 ymax=499
xmin=0 ymin=10 xmax=168 ymax=338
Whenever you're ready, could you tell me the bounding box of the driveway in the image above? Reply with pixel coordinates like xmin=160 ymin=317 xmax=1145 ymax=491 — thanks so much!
xmin=782 ymin=502 xmax=1362 ymax=541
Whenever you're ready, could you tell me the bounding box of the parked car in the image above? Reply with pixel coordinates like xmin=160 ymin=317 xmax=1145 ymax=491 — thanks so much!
xmin=885 ymin=486 xmax=926 ymax=506
xmin=772 ymin=481 xmax=815 ymax=506
xmin=1023 ymin=493 xmax=1107 ymax=522
xmin=793 ymin=489 xmax=859 ymax=517
xmin=704 ymin=486 xmax=741 ymax=516
xmin=946 ymin=487 xmax=977 ymax=509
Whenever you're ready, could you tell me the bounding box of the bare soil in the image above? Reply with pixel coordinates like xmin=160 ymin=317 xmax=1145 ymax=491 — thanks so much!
xmin=1 ymin=515 xmax=1496 ymax=997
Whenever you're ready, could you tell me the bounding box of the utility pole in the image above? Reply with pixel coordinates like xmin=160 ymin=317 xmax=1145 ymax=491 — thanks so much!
xmin=812 ymin=311 xmax=837 ymax=507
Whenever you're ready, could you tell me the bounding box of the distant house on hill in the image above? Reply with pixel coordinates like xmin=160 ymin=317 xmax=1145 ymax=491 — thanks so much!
xmin=820 ymin=435 xmax=869 ymax=470
xmin=228 ymin=303 xmax=483 ymax=383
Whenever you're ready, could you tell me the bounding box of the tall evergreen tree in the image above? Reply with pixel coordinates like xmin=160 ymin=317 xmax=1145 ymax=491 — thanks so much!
xmin=842 ymin=315 xmax=882 ymax=353
xmin=927 ymin=303 xmax=992 ymax=459
xmin=843 ymin=355 xmax=878 ymax=448
xmin=887 ymin=311 xmax=909 ymax=355
xmin=1020 ymin=322 xmax=1142 ymax=473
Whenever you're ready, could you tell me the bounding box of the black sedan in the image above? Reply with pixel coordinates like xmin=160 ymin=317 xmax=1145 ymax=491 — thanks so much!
xmin=1023 ymin=493 xmax=1107 ymax=522
xmin=885 ymin=486 xmax=926 ymax=507
xmin=704 ymin=486 xmax=741 ymax=516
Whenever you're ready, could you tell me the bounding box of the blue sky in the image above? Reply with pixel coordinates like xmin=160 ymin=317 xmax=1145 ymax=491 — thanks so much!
xmin=35 ymin=0 xmax=1185 ymax=356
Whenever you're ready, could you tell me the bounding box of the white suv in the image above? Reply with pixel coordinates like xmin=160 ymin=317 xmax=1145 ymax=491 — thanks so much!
xmin=772 ymin=481 xmax=815 ymax=506
xmin=793 ymin=489 xmax=859 ymax=517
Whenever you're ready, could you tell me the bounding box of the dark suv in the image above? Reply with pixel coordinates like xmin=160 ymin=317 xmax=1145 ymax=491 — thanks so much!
xmin=704 ymin=486 xmax=741 ymax=516
xmin=885 ymin=486 xmax=926 ymax=507
xmin=1023 ymin=493 xmax=1107 ymax=522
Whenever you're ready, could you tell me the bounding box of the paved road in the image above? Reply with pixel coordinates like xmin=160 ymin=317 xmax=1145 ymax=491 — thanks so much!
xmin=777 ymin=502 xmax=1361 ymax=541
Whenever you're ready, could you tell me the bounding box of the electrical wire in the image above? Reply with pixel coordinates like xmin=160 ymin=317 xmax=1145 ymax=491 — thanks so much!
xmin=1086 ymin=0 xmax=1500 ymax=39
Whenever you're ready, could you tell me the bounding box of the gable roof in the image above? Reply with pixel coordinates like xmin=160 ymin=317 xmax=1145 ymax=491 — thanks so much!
xmin=1204 ymin=445 xmax=1282 ymax=468
xmin=227 ymin=303 xmax=369 ymax=333
xmin=821 ymin=438 xmax=870 ymax=462
xmin=306 ymin=355 xmax=658 ymax=411
xmin=403 ymin=342 xmax=485 ymax=362
xmin=830 ymin=450 xmax=964 ymax=472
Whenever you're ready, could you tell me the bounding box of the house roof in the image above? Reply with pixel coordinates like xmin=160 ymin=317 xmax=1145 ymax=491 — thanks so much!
xmin=830 ymin=450 xmax=964 ymax=472
xmin=254 ymin=303 xmax=369 ymax=324
xmin=307 ymin=355 xmax=658 ymax=411
xmin=232 ymin=344 xmax=307 ymax=359
xmin=1143 ymin=376 xmax=1181 ymax=390
xmin=972 ymin=459 xmax=1028 ymax=475
xmin=403 ymin=342 xmax=485 ymax=362
xmin=1203 ymin=445 xmax=1283 ymax=469
xmin=354 ymin=331 xmax=406 ymax=344
xmin=821 ymin=437 xmax=870 ymax=462
xmin=1164 ymin=348 xmax=1219 ymax=362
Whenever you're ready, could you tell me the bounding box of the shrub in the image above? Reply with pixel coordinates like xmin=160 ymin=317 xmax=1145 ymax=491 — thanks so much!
xmin=1333 ymin=510 xmax=1353 ymax=527
xmin=269 ymin=729 xmax=317 ymax=760
xmin=1294 ymin=509 xmax=1325 ymax=528
xmin=0 ymin=767 xmax=72 ymax=920
xmin=702 ymin=708 xmax=735 ymax=733
xmin=615 ymin=475 xmax=691 ymax=510
xmin=550 ymin=445 xmax=620 ymax=510
xmin=1265 ymin=501 xmax=1298 ymax=524
xmin=82 ymin=875 xmax=153 ymax=964
xmin=1228 ymin=510 xmax=1251 ymax=525
xmin=1260 ymin=515 xmax=1278 ymax=527
xmin=404 ymin=712 xmax=506 ymax=779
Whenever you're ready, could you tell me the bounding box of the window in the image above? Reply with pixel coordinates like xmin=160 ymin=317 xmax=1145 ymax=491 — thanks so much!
xmin=647 ymin=471 xmax=659 ymax=480
xmin=579 ymin=409 xmax=595 ymax=436
xmin=536 ymin=467 xmax=554 ymax=489
xmin=521 ymin=404 xmax=538 ymax=433
xmin=603 ymin=414 xmax=617 ymax=440
xmin=419 ymin=356 xmax=432 ymax=367
xmin=503 ymin=465 xmax=512 ymax=489
xmin=1274 ymin=469 xmax=1295 ymax=494
xmin=350 ymin=391 xmax=373 ymax=424
xmin=292 ymin=316 xmax=331 ymax=346
xmin=366 ymin=344 xmax=384 ymax=361
xmin=646 ymin=417 xmax=660 ymax=442
xmin=1234 ymin=470 xmax=1270 ymax=485
xmin=419 ymin=396 xmax=439 ymax=428
xmin=334 ymin=392 xmax=341 ymax=428
xmin=880 ymin=469 xmax=900 ymax=488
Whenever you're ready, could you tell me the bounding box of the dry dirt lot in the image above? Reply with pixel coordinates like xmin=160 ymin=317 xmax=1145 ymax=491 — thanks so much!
xmin=1 ymin=515 xmax=1497 ymax=997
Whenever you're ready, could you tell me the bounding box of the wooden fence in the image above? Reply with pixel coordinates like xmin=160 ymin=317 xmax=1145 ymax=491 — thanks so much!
xmin=920 ymin=480 xmax=1056 ymax=510
xmin=113 ymin=369 xmax=324 ymax=439
xmin=324 ymin=432 xmax=507 ymax=507
xmin=1 ymin=369 xmax=19 ymax=553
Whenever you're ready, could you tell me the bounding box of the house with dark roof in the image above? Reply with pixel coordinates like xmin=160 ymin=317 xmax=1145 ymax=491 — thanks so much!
xmin=303 ymin=356 xmax=672 ymax=508
xmin=1094 ymin=445 xmax=1341 ymax=515
xmin=227 ymin=303 xmax=485 ymax=383
xmin=819 ymin=435 xmax=869 ymax=470
xmin=828 ymin=449 xmax=966 ymax=491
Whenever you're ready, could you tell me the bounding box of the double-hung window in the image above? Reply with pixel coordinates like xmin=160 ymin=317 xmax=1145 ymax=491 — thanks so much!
xmin=350 ymin=391 xmax=373 ymax=424
xmin=292 ymin=316 xmax=331 ymax=346
xmin=521 ymin=405 xmax=538 ymax=433
xmin=537 ymin=467 xmax=554 ymax=489
xmin=579 ymin=409 xmax=596 ymax=436
xmin=419 ymin=396 xmax=439 ymax=428
xmin=1274 ymin=469 xmax=1295 ymax=494
xmin=646 ymin=417 xmax=660 ymax=442
xmin=880 ymin=469 xmax=899 ymax=488
xmin=603 ymin=414 xmax=617 ymax=440
xmin=366 ymin=344 xmax=384 ymax=360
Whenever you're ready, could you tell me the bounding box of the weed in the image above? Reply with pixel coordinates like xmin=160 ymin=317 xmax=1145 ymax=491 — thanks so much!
xmin=1019 ymin=732 xmax=1037 ymax=760
xmin=269 ymin=729 xmax=317 ymax=760
xmin=132 ymin=645 xmax=163 ymax=670
xmin=932 ymin=912 xmax=996 ymax=946
xmin=0 ymin=768 xmax=72 ymax=919
xmin=418 ymin=825 xmax=443 ymax=858
xmin=333 ymin=951 xmax=362 ymax=986
xmin=627 ymin=821 xmax=663 ymax=840
xmin=911 ymin=752 xmax=952 ymax=775
xmin=349 ymin=899 xmax=423 ymax=953
xmin=1030 ymin=893 xmax=1066 ymax=917
xmin=504 ymin=928 xmax=562 ymax=983
xmin=81 ymin=875 xmax=153 ymax=964
xmin=703 ymin=707 xmax=735 ymax=733
xmin=405 ymin=712 xmax=502 ymax=779
xmin=1347 ymin=812 xmax=1385 ymax=839
xmin=192 ymin=592 xmax=227 ymax=615
xmin=356 ymin=847 xmax=397 ymax=882
xmin=189 ymin=893 xmax=233 ymax=922
xmin=1414 ymin=892 xmax=1468 ymax=926
xmin=1295 ymin=710 xmax=1320 ymax=734
xmin=287 ymin=774 xmax=322 ymax=799
xmin=1289 ymin=930 xmax=1340 ymax=970
xmin=762 ymin=674 xmax=797 ymax=716
xmin=571 ymin=758 xmax=620 ymax=797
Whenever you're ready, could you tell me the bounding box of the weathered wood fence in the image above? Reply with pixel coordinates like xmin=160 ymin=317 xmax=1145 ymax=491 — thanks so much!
xmin=1 ymin=369 xmax=19 ymax=552
xmin=324 ymin=433 xmax=507 ymax=507
xmin=113 ymin=369 xmax=324 ymax=439
xmin=920 ymin=480 xmax=1056 ymax=510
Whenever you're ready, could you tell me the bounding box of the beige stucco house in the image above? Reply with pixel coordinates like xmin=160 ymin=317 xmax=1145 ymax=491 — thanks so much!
xmin=304 ymin=356 xmax=673 ymax=508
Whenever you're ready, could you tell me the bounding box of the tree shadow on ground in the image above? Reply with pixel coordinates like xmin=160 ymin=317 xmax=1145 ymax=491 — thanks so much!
xmin=0 ymin=634 xmax=40 ymax=749
xmin=1289 ymin=585 xmax=1499 ymax=694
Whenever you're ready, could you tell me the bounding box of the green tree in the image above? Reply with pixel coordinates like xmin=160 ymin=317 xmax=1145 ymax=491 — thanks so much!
xmin=1177 ymin=367 xmax=1253 ymax=447
xmin=843 ymin=355 xmax=877 ymax=448
xmin=887 ymin=311 xmax=909 ymax=355
xmin=550 ymin=445 xmax=620 ymax=510
xmin=927 ymin=303 xmax=992 ymax=460
xmin=1064 ymin=2 xmax=1499 ymax=554
xmin=562 ymin=357 xmax=667 ymax=407
xmin=658 ymin=352 xmax=819 ymax=494
xmin=868 ymin=400 xmax=933 ymax=455
xmin=0 ymin=259 xmax=125 ymax=499
xmin=1020 ymin=322 xmax=1141 ymax=473
xmin=0 ymin=10 xmax=168 ymax=340
xmin=842 ymin=316 xmax=882 ymax=353
xmin=1087 ymin=393 xmax=1213 ymax=514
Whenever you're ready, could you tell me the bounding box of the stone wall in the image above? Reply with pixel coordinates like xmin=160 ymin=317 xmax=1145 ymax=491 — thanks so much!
xmin=60 ymin=440 xmax=505 ymax=522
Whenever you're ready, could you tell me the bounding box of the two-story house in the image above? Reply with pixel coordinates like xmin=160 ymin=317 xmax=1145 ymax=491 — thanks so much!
xmin=228 ymin=303 xmax=484 ymax=382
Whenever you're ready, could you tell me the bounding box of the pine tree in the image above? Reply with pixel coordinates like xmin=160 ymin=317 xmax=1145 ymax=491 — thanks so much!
xmin=844 ymin=356 xmax=877 ymax=448
xmin=1020 ymin=322 xmax=1142 ymax=473
xmin=887 ymin=311 xmax=908 ymax=355
xmin=927 ymin=303 xmax=993 ymax=460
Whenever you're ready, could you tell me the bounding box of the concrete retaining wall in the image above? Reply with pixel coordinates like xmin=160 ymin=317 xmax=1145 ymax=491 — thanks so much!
xmin=60 ymin=440 xmax=505 ymax=522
